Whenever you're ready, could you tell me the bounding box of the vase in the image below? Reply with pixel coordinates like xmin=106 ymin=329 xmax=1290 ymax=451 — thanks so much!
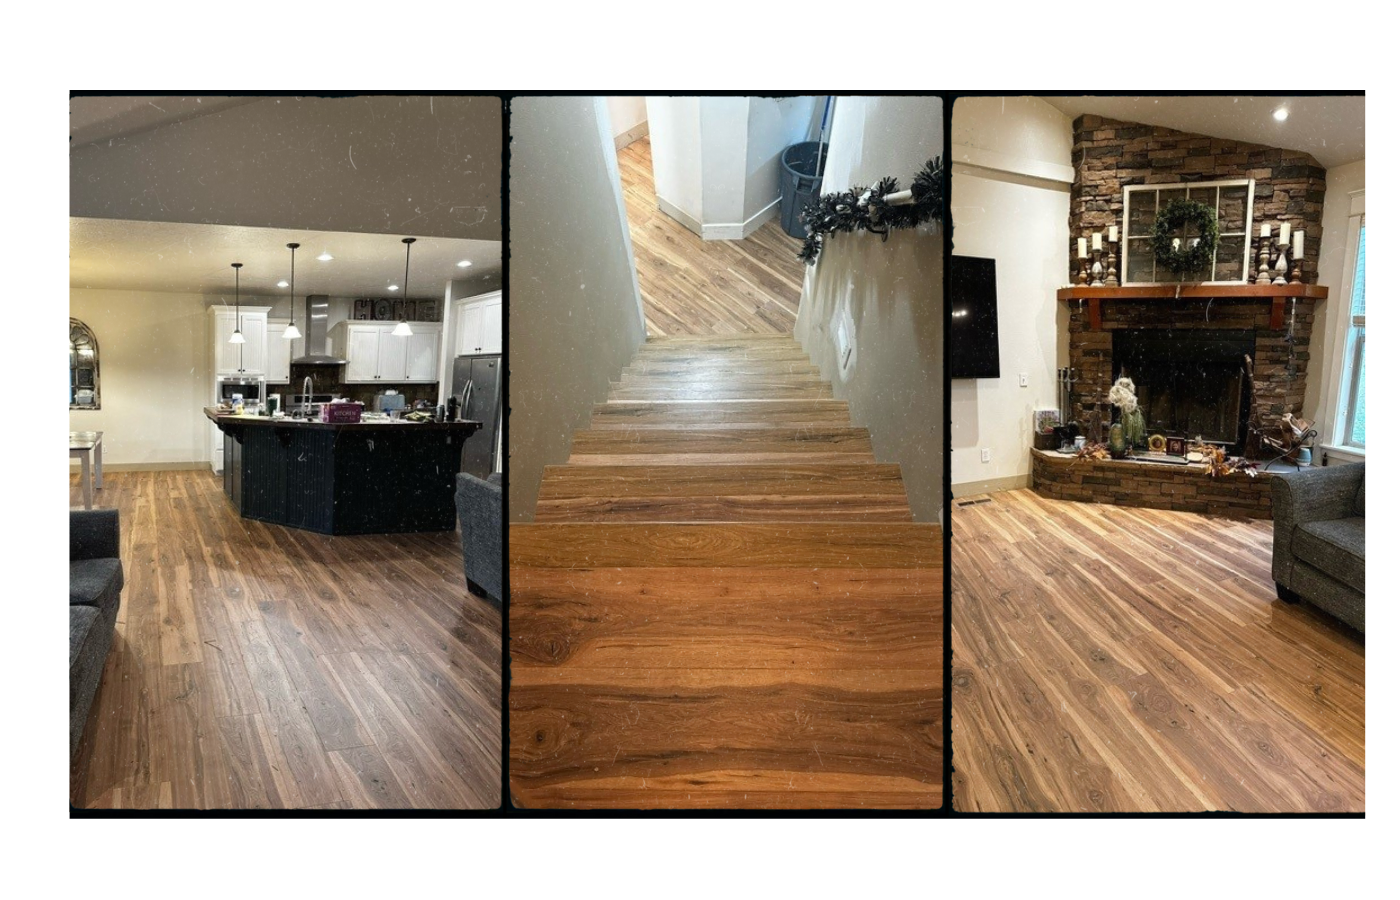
xmin=1108 ymin=422 xmax=1127 ymax=458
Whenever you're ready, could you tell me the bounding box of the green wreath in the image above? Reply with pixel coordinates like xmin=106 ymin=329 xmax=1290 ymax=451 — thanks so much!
xmin=1151 ymin=198 xmax=1218 ymax=276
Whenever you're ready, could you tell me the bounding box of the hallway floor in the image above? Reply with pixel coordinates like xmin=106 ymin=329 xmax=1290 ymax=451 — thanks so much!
xmin=617 ymin=138 xmax=806 ymax=336
xmin=509 ymin=334 xmax=943 ymax=809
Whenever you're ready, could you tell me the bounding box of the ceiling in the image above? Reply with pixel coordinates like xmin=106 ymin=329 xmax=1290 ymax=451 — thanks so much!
xmin=1042 ymin=95 xmax=1364 ymax=169
xmin=70 ymin=96 xmax=263 ymax=147
xmin=70 ymin=218 xmax=500 ymax=298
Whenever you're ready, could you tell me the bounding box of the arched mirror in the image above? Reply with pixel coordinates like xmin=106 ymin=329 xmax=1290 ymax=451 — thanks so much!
xmin=70 ymin=318 xmax=100 ymax=409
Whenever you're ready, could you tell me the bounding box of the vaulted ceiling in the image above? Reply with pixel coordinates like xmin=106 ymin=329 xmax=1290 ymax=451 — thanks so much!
xmin=1041 ymin=95 xmax=1364 ymax=169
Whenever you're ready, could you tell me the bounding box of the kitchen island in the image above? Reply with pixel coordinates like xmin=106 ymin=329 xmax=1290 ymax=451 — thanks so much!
xmin=205 ymin=408 xmax=481 ymax=535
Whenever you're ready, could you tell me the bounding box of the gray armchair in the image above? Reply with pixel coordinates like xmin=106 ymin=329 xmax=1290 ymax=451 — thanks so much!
xmin=70 ymin=509 xmax=123 ymax=757
xmin=1272 ymin=462 xmax=1365 ymax=633
xmin=455 ymin=472 xmax=502 ymax=607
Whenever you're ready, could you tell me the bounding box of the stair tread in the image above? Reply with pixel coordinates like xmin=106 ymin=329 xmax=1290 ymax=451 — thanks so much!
xmin=510 ymin=522 xmax=942 ymax=568
xmin=571 ymin=426 xmax=873 ymax=454
xmin=511 ymin=566 xmax=939 ymax=669
xmin=538 ymin=462 xmax=909 ymax=497
xmin=509 ymin=665 xmax=942 ymax=809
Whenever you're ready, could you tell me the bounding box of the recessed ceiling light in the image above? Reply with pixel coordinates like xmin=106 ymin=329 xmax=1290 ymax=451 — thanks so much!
xmin=387 ymin=284 xmax=399 ymax=292
xmin=456 ymin=259 xmax=473 ymax=268
xmin=1273 ymin=107 xmax=1289 ymax=122
xmin=277 ymin=280 xmax=289 ymax=288
xmin=317 ymin=251 xmax=334 ymax=262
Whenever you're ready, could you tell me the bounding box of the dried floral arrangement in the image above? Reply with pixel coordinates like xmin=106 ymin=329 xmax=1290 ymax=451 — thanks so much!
xmin=1108 ymin=376 xmax=1147 ymax=447
xmin=1191 ymin=442 xmax=1258 ymax=478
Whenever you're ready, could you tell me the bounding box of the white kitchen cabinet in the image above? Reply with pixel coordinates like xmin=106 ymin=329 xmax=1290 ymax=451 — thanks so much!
xmin=209 ymin=306 xmax=270 ymax=375
xmin=454 ymin=292 xmax=502 ymax=356
xmin=265 ymin=319 xmax=293 ymax=384
xmin=331 ymin=321 xmax=442 ymax=383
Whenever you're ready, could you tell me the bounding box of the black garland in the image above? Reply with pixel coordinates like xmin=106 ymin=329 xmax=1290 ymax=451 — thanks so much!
xmin=1150 ymin=198 xmax=1218 ymax=276
xmin=798 ymin=157 xmax=943 ymax=265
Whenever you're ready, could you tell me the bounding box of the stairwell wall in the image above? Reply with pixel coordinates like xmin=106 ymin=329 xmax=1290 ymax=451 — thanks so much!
xmin=794 ymin=96 xmax=945 ymax=524
xmin=508 ymin=97 xmax=647 ymax=521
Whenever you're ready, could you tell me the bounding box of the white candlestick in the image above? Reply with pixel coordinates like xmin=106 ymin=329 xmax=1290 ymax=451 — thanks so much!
xmin=1078 ymin=238 xmax=1087 ymax=259
xmin=1261 ymin=223 xmax=1271 ymax=239
xmin=1293 ymin=229 xmax=1305 ymax=259
xmin=1280 ymin=222 xmax=1291 ymax=246
xmin=1108 ymin=225 xmax=1118 ymax=243
xmin=1092 ymin=232 xmax=1102 ymax=251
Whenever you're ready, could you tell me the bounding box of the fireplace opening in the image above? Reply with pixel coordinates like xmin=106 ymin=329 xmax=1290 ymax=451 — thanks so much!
xmin=1112 ymin=329 xmax=1255 ymax=454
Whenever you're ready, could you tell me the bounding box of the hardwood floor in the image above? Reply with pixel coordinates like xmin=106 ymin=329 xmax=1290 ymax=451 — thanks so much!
xmin=510 ymin=334 xmax=943 ymax=809
xmin=69 ymin=470 xmax=501 ymax=810
xmin=617 ymin=138 xmax=806 ymax=336
xmin=951 ymin=489 xmax=1364 ymax=813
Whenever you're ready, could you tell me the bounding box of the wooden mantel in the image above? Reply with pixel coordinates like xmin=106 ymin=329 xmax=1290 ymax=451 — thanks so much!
xmin=1057 ymin=283 xmax=1328 ymax=330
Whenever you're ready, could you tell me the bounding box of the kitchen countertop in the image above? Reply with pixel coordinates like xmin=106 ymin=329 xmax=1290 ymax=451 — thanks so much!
xmin=204 ymin=407 xmax=481 ymax=431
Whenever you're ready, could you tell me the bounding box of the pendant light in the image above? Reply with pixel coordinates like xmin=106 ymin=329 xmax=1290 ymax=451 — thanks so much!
xmin=229 ymin=263 xmax=246 ymax=344
xmin=283 ymin=243 xmax=302 ymax=340
xmin=393 ymin=237 xmax=415 ymax=336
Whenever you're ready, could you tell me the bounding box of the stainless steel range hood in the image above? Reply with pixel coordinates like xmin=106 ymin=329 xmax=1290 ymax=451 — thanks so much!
xmin=290 ymin=295 xmax=346 ymax=365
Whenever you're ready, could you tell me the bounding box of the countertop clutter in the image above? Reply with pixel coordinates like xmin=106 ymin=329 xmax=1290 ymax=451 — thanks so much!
xmin=205 ymin=407 xmax=480 ymax=431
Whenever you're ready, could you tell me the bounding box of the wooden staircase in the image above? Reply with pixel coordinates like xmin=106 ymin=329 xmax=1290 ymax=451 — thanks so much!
xmin=509 ymin=333 xmax=943 ymax=809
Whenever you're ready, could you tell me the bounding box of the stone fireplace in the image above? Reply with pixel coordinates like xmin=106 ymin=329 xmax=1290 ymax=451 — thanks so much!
xmin=1031 ymin=115 xmax=1331 ymax=519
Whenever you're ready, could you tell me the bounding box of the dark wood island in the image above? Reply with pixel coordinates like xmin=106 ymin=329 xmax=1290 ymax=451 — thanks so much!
xmin=205 ymin=408 xmax=481 ymax=535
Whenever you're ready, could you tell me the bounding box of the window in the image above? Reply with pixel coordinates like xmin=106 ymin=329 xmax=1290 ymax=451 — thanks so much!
xmin=70 ymin=318 xmax=100 ymax=409
xmin=1122 ymin=179 xmax=1254 ymax=284
xmin=1340 ymin=217 xmax=1365 ymax=448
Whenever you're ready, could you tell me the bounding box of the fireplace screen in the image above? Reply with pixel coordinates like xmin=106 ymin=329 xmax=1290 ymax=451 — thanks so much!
xmin=1112 ymin=329 xmax=1255 ymax=452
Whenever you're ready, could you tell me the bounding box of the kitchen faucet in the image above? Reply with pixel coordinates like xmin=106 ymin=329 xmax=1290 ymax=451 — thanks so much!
xmin=302 ymin=375 xmax=314 ymax=418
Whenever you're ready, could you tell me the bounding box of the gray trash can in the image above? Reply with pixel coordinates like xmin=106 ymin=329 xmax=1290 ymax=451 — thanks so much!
xmin=779 ymin=141 xmax=828 ymax=239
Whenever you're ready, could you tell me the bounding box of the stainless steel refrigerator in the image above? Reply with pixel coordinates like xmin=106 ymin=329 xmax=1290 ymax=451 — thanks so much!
xmin=451 ymin=354 xmax=502 ymax=478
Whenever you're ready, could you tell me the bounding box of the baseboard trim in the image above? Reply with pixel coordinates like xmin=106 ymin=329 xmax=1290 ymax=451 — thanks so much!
xmin=69 ymin=461 xmax=209 ymax=473
xmin=614 ymin=121 xmax=649 ymax=150
xmin=656 ymin=195 xmax=704 ymax=238
xmin=952 ymin=473 xmax=1030 ymax=498
xmin=701 ymin=198 xmax=781 ymax=241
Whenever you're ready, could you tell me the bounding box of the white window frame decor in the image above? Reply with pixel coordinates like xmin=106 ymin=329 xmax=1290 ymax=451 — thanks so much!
xmin=1122 ymin=179 xmax=1255 ymax=285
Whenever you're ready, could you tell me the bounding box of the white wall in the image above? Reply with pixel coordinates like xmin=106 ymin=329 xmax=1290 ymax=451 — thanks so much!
xmin=948 ymin=97 xmax=1073 ymax=495
xmin=744 ymin=96 xmax=822 ymax=223
xmin=648 ymin=96 xmax=822 ymax=239
xmin=606 ymin=96 xmax=649 ymax=148
xmin=1308 ymin=158 xmax=1365 ymax=458
xmin=646 ymin=97 xmax=704 ymax=231
xmin=70 ymin=289 xmax=212 ymax=467
xmin=794 ymin=96 xmax=944 ymax=524
xmin=509 ymin=97 xmax=647 ymax=521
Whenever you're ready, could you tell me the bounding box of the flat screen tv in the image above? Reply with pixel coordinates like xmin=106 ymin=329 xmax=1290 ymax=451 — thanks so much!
xmin=950 ymin=255 xmax=1000 ymax=379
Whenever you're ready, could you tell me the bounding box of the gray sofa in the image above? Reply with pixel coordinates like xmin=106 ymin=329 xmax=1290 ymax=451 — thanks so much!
xmin=455 ymin=472 xmax=502 ymax=608
xmin=70 ymin=509 xmax=123 ymax=757
xmin=1272 ymin=462 xmax=1365 ymax=633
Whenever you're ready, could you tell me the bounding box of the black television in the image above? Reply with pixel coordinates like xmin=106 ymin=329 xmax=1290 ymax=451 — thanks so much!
xmin=950 ymin=255 xmax=1001 ymax=379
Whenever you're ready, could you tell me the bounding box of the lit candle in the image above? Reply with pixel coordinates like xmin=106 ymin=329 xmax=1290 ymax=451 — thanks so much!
xmin=1092 ymin=232 xmax=1102 ymax=251
xmin=1279 ymin=222 xmax=1291 ymax=246
xmin=1293 ymin=229 xmax=1305 ymax=259
xmin=1078 ymin=237 xmax=1087 ymax=259
xmin=1172 ymin=238 xmax=1181 ymax=251
xmin=1261 ymin=223 xmax=1271 ymax=239
xmin=1108 ymin=225 xmax=1118 ymax=243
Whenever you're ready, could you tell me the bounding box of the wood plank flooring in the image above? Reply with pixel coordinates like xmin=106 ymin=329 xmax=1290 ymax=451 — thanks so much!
xmin=69 ymin=470 xmax=501 ymax=810
xmin=510 ymin=334 xmax=943 ymax=808
xmin=951 ymin=489 xmax=1364 ymax=812
xmin=617 ymin=138 xmax=806 ymax=336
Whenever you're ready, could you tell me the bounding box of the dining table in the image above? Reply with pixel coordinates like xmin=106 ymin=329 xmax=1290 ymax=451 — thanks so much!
xmin=69 ymin=430 xmax=103 ymax=509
